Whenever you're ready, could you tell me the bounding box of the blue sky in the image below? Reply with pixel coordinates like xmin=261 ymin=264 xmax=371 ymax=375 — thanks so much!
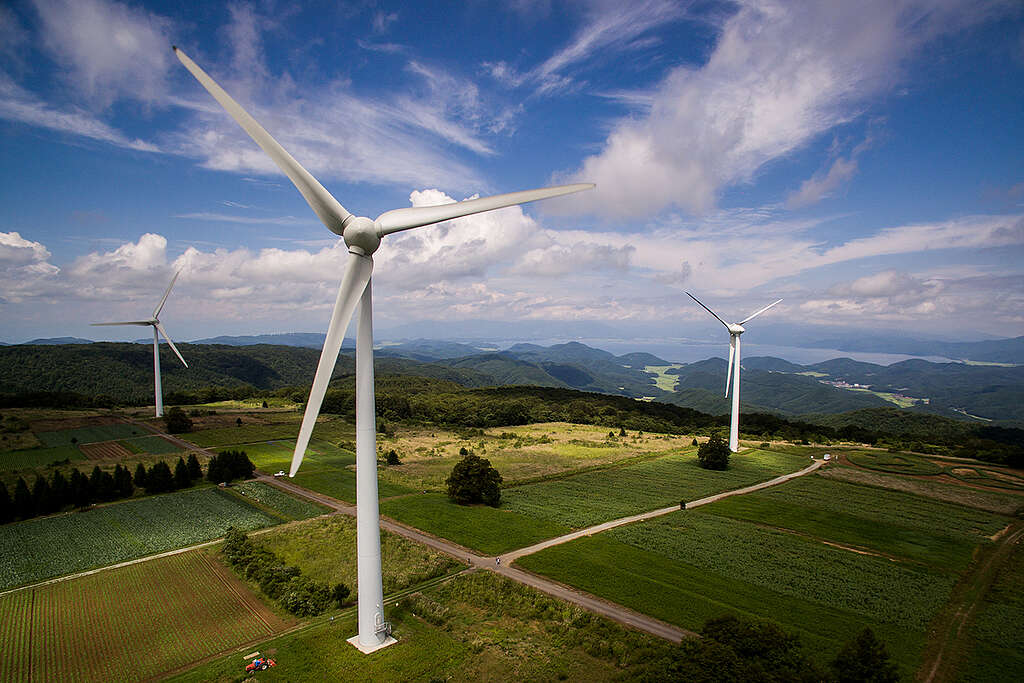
xmin=1 ymin=0 xmax=1022 ymax=345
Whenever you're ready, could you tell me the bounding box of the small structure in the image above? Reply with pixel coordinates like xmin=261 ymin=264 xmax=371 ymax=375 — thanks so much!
xmin=823 ymin=453 xmax=831 ymax=461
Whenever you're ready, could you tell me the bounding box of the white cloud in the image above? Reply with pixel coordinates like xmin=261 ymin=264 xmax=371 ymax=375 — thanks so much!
xmin=558 ymin=0 xmax=1010 ymax=217
xmin=31 ymin=0 xmax=174 ymax=107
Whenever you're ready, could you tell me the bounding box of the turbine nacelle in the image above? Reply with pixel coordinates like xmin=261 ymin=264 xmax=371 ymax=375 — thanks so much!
xmin=728 ymin=323 xmax=745 ymax=335
xmin=342 ymin=216 xmax=382 ymax=255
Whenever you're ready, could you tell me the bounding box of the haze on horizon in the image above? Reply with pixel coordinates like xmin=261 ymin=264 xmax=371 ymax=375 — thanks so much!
xmin=1 ymin=0 xmax=1022 ymax=344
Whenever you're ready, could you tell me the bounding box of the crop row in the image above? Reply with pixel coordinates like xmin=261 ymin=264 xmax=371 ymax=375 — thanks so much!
xmin=0 ymin=488 xmax=279 ymax=590
xmin=501 ymin=449 xmax=807 ymax=528
xmin=35 ymin=423 xmax=144 ymax=447
xmin=231 ymin=481 xmax=327 ymax=520
xmin=0 ymin=551 xmax=288 ymax=682
xmin=608 ymin=511 xmax=954 ymax=631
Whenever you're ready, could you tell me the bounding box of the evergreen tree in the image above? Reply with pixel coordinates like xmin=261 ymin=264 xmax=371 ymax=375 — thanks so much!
xmin=114 ymin=464 xmax=134 ymax=498
xmin=49 ymin=470 xmax=70 ymax=511
xmin=133 ymin=462 xmax=148 ymax=488
xmin=206 ymin=453 xmax=224 ymax=483
xmin=0 ymin=482 xmax=13 ymax=523
xmin=145 ymin=461 xmax=174 ymax=493
xmin=97 ymin=470 xmax=117 ymax=501
xmin=164 ymin=406 xmax=193 ymax=434
xmin=13 ymin=477 xmax=33 ymax=519
xmin=89 ymin=466 xmax=104 ymax=497
xmin=69 ymin=468 xmax=91 ymax=508
xmin=698 ymin=433 xmax=731 ymax=470
xmin=186 ymin=453 xmax=202 ymax=480
xmin=174 ymin=457 xmax=191 ymax=489
xmin=31 ymin=475 xmax=53 ymax=515
xmin=831 ymin=628 xmax=900 ymax=683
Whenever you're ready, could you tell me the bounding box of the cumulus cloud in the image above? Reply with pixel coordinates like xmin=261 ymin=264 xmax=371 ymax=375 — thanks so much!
xmin=559 ymin=0 xmax=1010 ymax=217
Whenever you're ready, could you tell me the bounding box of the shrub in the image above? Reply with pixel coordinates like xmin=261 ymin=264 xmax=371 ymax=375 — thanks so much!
xmin=385 ymin=449 xmax=401 ymax=466
xmin=446 ymin=453 xmax=502 ymax=507
xmin=698 ymin=433 xmax=730 ymax=470
xmin=164 ymin=407 xmax=192 ymax=434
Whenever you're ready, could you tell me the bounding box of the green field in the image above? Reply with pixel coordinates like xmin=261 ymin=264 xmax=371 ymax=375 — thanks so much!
xmin=229 ymin=481 xmax=330 ymax=521
xmin=0 ymin=550 xmax=291 ymax=683
xmin=517 ymin=511 xmax=946 ymax=677
xmin=34 ymin=423 xmax=147 ymax=446
xmin=845 ymin=449 xmax=944 ymax=475
xmin=380 ymin=493 xmax=570 ymax=555
xmin=170 ymin=571 xmax=677 ymax=683
xmin=259 ymin=515 xmax=461 ymax=597
xmin=187 ymin=423 xmax=307 ymax=448
xmin=701 ymin=475 xmax=1006 ymax=572
xmin=0 ymin=444 xmax=84 ymax=471
xmin=502 ymin=448 xmax=807 ymax=528
xmin=122 ymin=434 xmax=182 ymax=454
xmin=0 ymin=488 xmax=279 ymax=590
xmin=962 ymin=540 xmax=1024 ymax=681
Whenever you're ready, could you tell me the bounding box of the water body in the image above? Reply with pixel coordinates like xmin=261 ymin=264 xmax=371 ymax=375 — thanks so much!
xmin=494 ymin=337 xmax=956 ymax=367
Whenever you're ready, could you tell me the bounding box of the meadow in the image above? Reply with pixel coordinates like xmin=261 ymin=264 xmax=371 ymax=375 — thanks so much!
xmin=0 ymin=487 xmax=279 ymax=590
xmin=963 ymin=539 xmax=1024 ymax=681
xmin=0 ymin=444 xmax=84 ymax=471
xmin=228 ymin=481 xmax=330 ymax=521
xmin=121 ymin=434 xmax=182 ymax=454
xmin=501 ymin=447 xmax=807 ymax=528
xmin=0 ymin=550 xmax=292 ymax=683
xmin=34 ymin=423 xmax=147 ymax=446
xmin=380 ymin=493 xmax=570 ymax=555
xmin=258 ymin=515 xmax=462 ymax=596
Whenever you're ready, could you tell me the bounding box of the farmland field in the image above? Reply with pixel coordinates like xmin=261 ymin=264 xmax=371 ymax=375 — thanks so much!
xmin=845 ymin=449 xmax=944 ymax=475
xmin=122 ymin=434 xmax=183 ymax=454
xmin=0 ymin=487 xmax=279 ymax=590
xmin=501 ymin=448 xmax=807 ymax=528
xmin=962 ymin=539 xmax=1024 ymax=681
xmin=34 ymin=423 xmax=147 ymax=446
xmin=259 ymin=515 xmax=461 ymax=596
xmin=0 ymin=444 xmax=84 ymax=471
xmin=380 ymin=493 xmax=570 ymax=555
xmin=0 ymin=550 xmax=293 ymax=683
xmin=229 ymin=481 xmax=329 ymax=521
xmin=79 ymin=440 xmax=133 ymax=460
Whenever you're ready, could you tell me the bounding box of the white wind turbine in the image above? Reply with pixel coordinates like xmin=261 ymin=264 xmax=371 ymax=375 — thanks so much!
xmin=174 ymin=46 xmax=593 ymax=653
xmin=686 ymin=293 xmax=781 ymax=453
xmin=92 ymin=271 xmax=188 ymax=417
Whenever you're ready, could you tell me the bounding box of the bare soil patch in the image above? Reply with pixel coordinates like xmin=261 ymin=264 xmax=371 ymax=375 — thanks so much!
xmin=80 ymin=441 xmax=133 ymax=461
xmin=28 ymin=415 xmax=125 ymax=433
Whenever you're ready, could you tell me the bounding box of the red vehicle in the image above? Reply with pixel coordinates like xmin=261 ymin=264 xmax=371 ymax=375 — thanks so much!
xmin=245 ymin=657 xmax=276 ymax=673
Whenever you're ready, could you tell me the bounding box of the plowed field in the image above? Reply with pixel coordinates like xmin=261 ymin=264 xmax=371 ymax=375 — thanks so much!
xmin=79 ymin=441 xmax=133 ymax=460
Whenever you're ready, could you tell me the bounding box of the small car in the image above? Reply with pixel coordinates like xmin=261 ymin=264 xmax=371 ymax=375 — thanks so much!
xmin=274 ymin=470 xmax=286 ymax=477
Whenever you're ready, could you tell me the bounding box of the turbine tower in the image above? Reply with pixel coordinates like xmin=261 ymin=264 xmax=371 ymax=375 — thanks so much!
xmin=174 ymin=47 xmax=593 ymax=654
xmin=92 ymin=271 xmax=188 ymax=417
xmin=686 ymin=293 xmax=781 ymax=453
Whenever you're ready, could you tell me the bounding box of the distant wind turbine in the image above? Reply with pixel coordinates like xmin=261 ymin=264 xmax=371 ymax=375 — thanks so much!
xmin=686 ymin=293 xmax=781 ymax=452
xmin=174 ymin=46 xmax=593 ymax=653
xmin=92 ymin=271 xmax=188 ymax=417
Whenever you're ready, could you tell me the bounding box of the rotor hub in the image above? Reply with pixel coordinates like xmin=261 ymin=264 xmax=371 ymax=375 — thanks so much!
xmin=342 ymin=216 xmax=381 ymax=255
xmin=728 ymin=324 xmax=745 ymax=334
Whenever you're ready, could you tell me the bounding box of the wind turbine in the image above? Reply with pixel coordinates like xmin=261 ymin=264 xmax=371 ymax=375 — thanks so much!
xmin=92 ymin=271 xmax=188 ymax=417
xmin=174 ymin=46 xmax=593 ymax=653
xmin=686 ymin=293 xmax=781 ymax=453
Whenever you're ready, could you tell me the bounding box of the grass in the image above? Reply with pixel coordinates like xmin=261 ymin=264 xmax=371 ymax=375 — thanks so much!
xmin=0 ymin=550 xmax=292 ymax=683
xmin=946 ymin=465 xmax=1024 ymax=492
xmin=0 ymin=487 xmax=279 ymax=590
xmin=258 ymin=515 xmax=461 ymax=596
xmin=962 ymin=539 xmax=1024 ymax=681
xmin=643 ymin=364 xmax=683 ymax=391
xmin=170 ymin=570 xmax=679 ymax=683
xmin=187 ymin=423 xmax=309 ymax=448
xmin=0 ymin=444 xmax=84 ymax=471
xmin=228 ymin=481 xmax=330 ymax=521
xmin=517 ymin=517 xmax=937 ymax=678
xmin=34 ymin=423 xmax=147 ymax=446
xmin=381 ymin=493 xmax=571 ymax=555
xmin=845 ymin=449 xmax=944 ymax=475
xmin=501 ymin=448 xmax=808 ymax=528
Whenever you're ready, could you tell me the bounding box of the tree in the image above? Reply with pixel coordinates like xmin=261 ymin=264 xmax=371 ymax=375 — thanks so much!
xmin=236 ymin=417 xmax=242 ymax=427
xmin=134 ymin=462 xmax=148 ymax=488
xmin=692 ymin=438 xmax=699 ymax=446
xmin=831 ymin=628 xmax=899 ymax=683
xmin=113 ymin=464 xmax=134 ymax=499
xmin=164 ymin=406 xmax=192 ymax=434
xmin=0 ymin=483 xmax=12 ymax=524
xmin=446 ymin=453 xmax=502 ymax=507
xmin=186 ymin=453 xmax=202 ymax=480
xmin=332 ymin=582 xmax=351 ymax=606
xmin=69 ymin=468 xmax=91 ymax=508
xmin=49 ymin=470 xmax=70 ymax=510
xmin=13 ymin=477 xmax=33 ymax=520
xmin=146 ymin=461 xmax=174 ymax=493
xmin=207 ymin=450 xmax=254 ymax=483
xmin=174 ymin=457 xmax=191 ymax=489
xmin=698 ymin=433 xmax=730 ymax=470
xmin=385 ymin=449 xmax=401 ymax=466
xmin=619 ymin=426 xmax=627 ymax=437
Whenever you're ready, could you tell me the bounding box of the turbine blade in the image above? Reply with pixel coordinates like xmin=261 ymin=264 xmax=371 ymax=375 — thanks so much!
xmin=686 ymin=292 xmax=730 ymax=329
xmin=173 ymin=47 xmax=351 ymax=236
xmin=726 ymin=336 xmax=735 ymax=397
xmin=153 ymin=270 xmax=180 ymax=319
xmin=739 ymin=299 xmax=782 ymax=325
xmin=91 ymin=321 xmax=154 ymax=326
xmin=291 ymin=251 xmax=373 ymax=476
xmin=155 ymin=322 xmax=188 ymax=368
xmin=375 ymin=183 xmax=594 ymax=236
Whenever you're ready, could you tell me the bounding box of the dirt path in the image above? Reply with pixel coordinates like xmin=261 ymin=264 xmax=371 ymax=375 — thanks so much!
xmin=918 ymin=521 xmax=1024 ymax=682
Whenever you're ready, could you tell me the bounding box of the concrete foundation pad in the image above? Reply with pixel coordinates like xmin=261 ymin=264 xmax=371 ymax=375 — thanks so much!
xmin=347 ymin=634 xmax=397 ymax=654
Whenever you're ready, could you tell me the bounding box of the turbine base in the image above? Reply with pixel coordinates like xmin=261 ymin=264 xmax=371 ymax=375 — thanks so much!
xmin=347 ymin=633 xmax=397 ymax=654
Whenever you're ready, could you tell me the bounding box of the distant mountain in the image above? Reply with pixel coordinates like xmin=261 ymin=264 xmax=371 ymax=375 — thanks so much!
xmin=807 ymin=334 xmax=1024 ymax=364
xmin=376 ymin=339 xmax=487 ymax=361
xmin=613 ymin=352 xmax=671 ymax=367
xmin=22 ymin=337 xmax=94 ymax=345
xmin=380 ymin=318 xmax=625 ymax=341
xmin=190 ymin=332 xmax=335 ymax=348
xmin=742 ymin=356 xmax=805 ymax=373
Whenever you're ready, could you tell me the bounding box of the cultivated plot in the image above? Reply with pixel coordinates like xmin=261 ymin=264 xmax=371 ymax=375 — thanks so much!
xmin=0 ymin=550 xmax=292 ymax=683
xmin=34 ymin=423 xmax=146 ymax=447
xmin=0 ymin=487 xmax=279 ymax=590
